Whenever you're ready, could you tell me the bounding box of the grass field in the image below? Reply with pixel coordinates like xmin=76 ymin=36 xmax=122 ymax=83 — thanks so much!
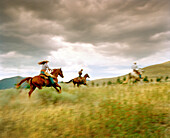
xmin=0 ymin=83 xmax=169 ymax=138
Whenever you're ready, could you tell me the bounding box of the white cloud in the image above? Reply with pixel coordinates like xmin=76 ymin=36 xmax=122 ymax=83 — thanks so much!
xmin=151 ymin=31 xmax=170 ymax=41
xmin=0 ymin=65 xmax=39 ymax=80
xmin=45 ymin=37 xmax=135 ymax=81
xmin=0 ymin=51 xmax=31 ymax=59
xmin=138 ymin=48 xmax=170 ymax=66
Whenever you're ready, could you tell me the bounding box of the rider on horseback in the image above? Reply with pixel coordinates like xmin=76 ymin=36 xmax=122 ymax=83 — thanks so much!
xmin=78 ymin=69 xmax=83 ymax=77
xmin=131 ymin=62 xmax=142 ymax=78
xmin=38 ymin=60 xmax=56 ymax=84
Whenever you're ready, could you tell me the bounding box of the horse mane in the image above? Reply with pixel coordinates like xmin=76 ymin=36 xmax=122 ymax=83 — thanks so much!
xmin=51 ymin=68 xmax=64 ymax=78
xmin=51 ymin=68 xmax=61 ymax=74
xmin=51 ymin=69 xmax=56 ymax=74
xmin=84 ymin=73 xmax=90 ymax=78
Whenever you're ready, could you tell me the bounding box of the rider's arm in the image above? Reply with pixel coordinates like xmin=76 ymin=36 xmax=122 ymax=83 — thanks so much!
xmin=45 ymin=64 xmax=51 ymax=71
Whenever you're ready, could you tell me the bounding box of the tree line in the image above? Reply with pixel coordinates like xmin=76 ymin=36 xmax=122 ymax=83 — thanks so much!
xmin=91 ymin=76 xmax=169 ymax=87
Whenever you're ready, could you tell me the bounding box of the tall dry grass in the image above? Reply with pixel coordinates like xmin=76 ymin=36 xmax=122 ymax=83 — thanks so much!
xmin=0 ymin=83 xmax=169 ymax=137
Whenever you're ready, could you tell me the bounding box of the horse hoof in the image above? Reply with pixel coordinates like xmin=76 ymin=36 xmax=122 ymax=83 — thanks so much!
xmin=16 ymin=85 xmax=20 ymax=89
xmin=58 ymin=89 xmax=61 ymax=94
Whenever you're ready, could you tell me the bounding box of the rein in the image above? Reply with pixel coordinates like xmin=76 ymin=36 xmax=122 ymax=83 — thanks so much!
xmin=51 ymin=69 xmax=60 ymax=77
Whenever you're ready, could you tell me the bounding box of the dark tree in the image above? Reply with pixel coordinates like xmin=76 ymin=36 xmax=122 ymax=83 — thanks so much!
xmin=107 ymin=81 xmax=112 ymax=85
xmin=91 ymin=81 xmax=95 ymax=87
xmin=165 ymin=76 xmax=169 ymax=82
xmin=143 ymin=76 xmax=149 ymax=82
xmin=123 ymin=76 xmax=126 ymax=81
xmin=116 ymin=77 xmax=122 ymax=84
xmin=156 ymin=77 xmax=162 ymax=82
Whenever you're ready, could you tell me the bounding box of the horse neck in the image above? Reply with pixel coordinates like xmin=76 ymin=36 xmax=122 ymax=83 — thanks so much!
xmin=52 ymin=70 xmax=59 ymax=77
xmin=84 ymin=76 xmax=88 ymax=79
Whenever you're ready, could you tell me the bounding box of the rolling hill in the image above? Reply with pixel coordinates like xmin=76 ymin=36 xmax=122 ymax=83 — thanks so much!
xmin=143 ymin=61 xmax=170 ymax=78
xmin=91 ymin=61 xmax=170 ymax=85
xmin=0 ymin=76 xmax=25 ymax=90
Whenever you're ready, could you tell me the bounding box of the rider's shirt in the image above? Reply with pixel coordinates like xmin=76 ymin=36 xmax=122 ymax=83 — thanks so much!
xmin=41 ymin=63 xmax=50 ymax=71
xmin=131 ymin=64 xmax=138 ymax=70
xmin=78 ymin=70 xmax=83 ymax=77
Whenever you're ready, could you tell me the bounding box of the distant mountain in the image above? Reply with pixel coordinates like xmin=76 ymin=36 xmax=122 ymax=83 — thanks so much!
xmin=92 ymin=61 xmax=170 ymax=84
xmin=0 ymin=76 xmax=25 ymax=90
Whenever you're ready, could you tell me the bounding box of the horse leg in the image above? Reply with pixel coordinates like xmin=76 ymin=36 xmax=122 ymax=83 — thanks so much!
xmin=123 ymin=76 xmax=129 ymax=84
xmin=53 ymin=83 xmax=61 ymax=93
xmin=37 ymin=85 xmax=42 ymax=89
xmin=28 ymin=85 xmax=36 ymax=98
xmin=33 ymin=82 xmax=42 ymax=89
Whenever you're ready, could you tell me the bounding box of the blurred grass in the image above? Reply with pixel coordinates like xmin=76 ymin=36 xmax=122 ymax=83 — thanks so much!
xmin=0 ymin=83 xmax=169 ymax=138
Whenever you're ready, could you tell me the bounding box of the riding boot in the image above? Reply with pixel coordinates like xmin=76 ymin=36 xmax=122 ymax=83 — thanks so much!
xmin=49 ymin=76 xmax=55 ymax=85
xmin=139 ymin=74 xmax=142 ymax=78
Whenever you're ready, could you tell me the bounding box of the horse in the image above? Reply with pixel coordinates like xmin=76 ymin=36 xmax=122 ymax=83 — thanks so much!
xmin=123 ymin=68 xmax=144 ymax=84
xmin=16 ymin=68 xmax=64 ymax=97
xmin=66 ymin=74 xmax=90 ymax=87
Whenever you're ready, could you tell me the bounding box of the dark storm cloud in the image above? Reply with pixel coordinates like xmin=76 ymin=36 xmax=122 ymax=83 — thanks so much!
xmin=0 ymin=0 xmax=169 ymax=65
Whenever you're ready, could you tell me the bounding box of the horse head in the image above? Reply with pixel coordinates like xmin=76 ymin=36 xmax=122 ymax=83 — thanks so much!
xmin=84 ymin=74 xmax=90 ymax=78
xmin=52 ymin=68 xmax=64 ymax=78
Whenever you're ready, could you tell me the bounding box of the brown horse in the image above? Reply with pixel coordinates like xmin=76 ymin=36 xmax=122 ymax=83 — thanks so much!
xmin=16 ymin=68 xmax=64 ymax=97
xmin=66 ymin=74 xmax=90 ymax=87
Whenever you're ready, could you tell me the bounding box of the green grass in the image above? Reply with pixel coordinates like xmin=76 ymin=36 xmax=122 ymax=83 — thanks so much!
xmin=0 ymin=83 xmax=169 ymax=138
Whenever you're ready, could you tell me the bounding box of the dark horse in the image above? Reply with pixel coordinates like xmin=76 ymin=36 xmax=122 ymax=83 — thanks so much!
xmin=16 ymin=68 xmax=64 ymax=97
xmin=66 ymin=74 xmax=90 ymax=87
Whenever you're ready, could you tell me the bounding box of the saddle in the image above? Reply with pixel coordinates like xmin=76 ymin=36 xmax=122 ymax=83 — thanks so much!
xmin=133 ymin=70 xmax=142 ymax=78
xmin=78 ymin=77 xmax=85 ymax=83
xmin=40 ymin=74 xmax=48 ymax=80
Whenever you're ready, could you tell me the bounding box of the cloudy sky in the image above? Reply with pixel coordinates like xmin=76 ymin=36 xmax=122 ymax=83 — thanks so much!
xmin=0 ymin=0 xmax=169 ymax=81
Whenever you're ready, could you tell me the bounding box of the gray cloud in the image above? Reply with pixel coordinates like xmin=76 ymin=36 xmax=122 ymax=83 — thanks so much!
xmin=0 ymin=0 xmax=169 ymax=69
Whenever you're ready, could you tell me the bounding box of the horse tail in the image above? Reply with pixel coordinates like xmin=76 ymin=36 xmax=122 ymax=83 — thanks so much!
xmin=65 ymin=79 xmax=73 ymax=83
xmin=16 ymin=77 xmax=32 ymax=88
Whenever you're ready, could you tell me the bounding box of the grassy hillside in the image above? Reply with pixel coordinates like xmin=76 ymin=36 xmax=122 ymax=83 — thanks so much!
xmin=0 ymin=83 xmax=169 ymax=137
xmin=0 ymin=76 xmax=25 ymax=90
xmin=92 ymin=61 xmax=170 ymax=85
xmin=143 ymin=61 xmax=170 ymax=78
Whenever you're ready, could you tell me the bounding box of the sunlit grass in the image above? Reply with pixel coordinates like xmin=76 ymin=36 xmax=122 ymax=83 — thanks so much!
xmin=0 ymin=83 xmax=169 ymax=137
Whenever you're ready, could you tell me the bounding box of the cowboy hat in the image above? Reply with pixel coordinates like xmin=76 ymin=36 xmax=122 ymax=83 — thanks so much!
xmin=38 ymin=60 xmax=49 ymax=65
